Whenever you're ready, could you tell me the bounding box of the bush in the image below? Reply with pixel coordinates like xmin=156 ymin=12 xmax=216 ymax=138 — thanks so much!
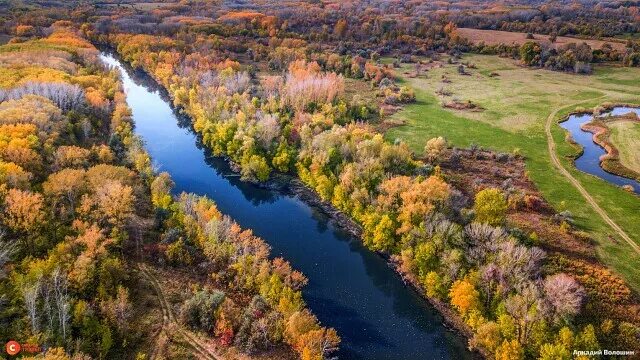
xmin=165 ymin=239 xmax=194 ymax=266
xmin=180 ymin=289 xmax=226 ymax=332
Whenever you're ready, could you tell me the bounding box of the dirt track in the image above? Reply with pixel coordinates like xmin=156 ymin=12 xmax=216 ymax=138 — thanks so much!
xmin=545 ymin=101 xmax=640 ymax=255
xmin=139 ymin=264 xmax=222 ymax=360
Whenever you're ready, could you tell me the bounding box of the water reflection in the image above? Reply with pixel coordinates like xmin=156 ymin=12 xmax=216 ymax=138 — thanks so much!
xmin=101 ymin=51 xmax=473 ymax=360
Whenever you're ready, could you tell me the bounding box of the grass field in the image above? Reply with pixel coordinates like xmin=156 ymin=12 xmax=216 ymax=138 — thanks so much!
xmin=609 ymin=120 xmax=640 ymax=174
xmin=385 ymin=54 xmax=640 ymax=291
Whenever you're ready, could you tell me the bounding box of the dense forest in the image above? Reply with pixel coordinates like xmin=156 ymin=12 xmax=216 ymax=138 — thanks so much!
xmin=1 ymin=1 xmax=639 ymax=360
xmin=0 ymin=23 xmax=337 ymax=360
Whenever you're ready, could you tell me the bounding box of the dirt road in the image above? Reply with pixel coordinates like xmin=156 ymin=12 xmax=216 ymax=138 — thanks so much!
xmin=545 ymin=102 xmax=640 ymax=255
xmin=139 ymin=264 xmax=222 ymax=360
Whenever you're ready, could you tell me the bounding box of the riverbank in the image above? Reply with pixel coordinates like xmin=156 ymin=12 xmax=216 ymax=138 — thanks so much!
xmin=560 ymin=104 xmax=640 ymax=190
xmin=580 ymin=113 xmax=640 ymax=184
xmin=275 ymin=173 xmax=485 ymax=358
xmin=176 ymin=71 xmax=484 ymax=359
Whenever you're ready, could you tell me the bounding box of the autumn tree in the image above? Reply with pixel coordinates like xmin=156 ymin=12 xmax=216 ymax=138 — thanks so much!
xmin=333 ymin=19 xmax=347 ymax=39
xmin=93 ymin=180 xmax=134 ymax=227
xmin=449 ymin=278 xmax=480 ymax=316
xmin=3 ymin=189 xmax=45 ymax=251
xmin=520 ymin=41 xmax=542 ymax=66
xmin=43 ymin=168 xmax=87 ymax=215
xmin=495 ymin=339 xmax=524 ymax=360
xmin=53 ymin=146 xmax=91 ymax=170
xmin=0 ymin=161 xmax=32 ymax=189
xmin=69 ymin=224 xmax=114 ymax=291
xmin=16 ymin=25 xmax=36 ymax=37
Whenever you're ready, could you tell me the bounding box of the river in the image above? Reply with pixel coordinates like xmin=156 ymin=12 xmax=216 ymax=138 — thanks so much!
xmin=99 ymin=53 xmax=472 ymax=359
xmin=560 ymin=107 xmax=640 ymax=194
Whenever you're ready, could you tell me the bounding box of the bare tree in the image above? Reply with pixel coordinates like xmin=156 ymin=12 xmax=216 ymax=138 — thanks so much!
xmin=81 ymin=118 xmax=92 ymax=140
xmin=22 ymin=276 xmax=41 ymax=334
xmin=52 ymin=267 xmax=70 ymax=341
xmin=495 ymin=240 xmax=545 ymax=292
xmin=464 ymin=222 xmax=508 ymax=265
xmin=112 ymin=286 xmax=133 ymax=332
xmin=255 ymin=112 xmax=281 ymax=149
xmin=42 ymin=281 xmax=55 ymax=335
xmin=0 ymin=232 xmax=16 ymax=315
xmin=0 ymin=233 xmax=15 ymax=276
xmin=223 ymin=71 xmax=251 ymax=95
xmin=0 ymin=82 xmax=85 ymax=111
xmin=543 ymin=273 xmax=585 ymax=322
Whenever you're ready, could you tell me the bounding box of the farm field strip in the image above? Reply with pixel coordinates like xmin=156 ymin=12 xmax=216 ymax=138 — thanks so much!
xmin=457 ymin=28 xmax=628 ymax=52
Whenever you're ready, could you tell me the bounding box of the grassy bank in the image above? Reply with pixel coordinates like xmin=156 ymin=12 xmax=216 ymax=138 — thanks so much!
xmin=609 ymin=120 xmax=640 ymax=174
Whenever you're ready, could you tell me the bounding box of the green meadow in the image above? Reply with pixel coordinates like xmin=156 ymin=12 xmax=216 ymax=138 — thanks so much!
xmin=386 ymin=54 xmax=640 ymax=290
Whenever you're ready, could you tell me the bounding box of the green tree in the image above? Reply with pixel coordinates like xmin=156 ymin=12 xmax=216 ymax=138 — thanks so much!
xmin=539 ymin=343 xmax=571 ymax=360
xmin=473 ymin=188 xmax=508 ymax=226
xmin=272 ymin=142 xmax=295 ymax=172
xmin=575 ymin=324 xmax=599 ymax=352
xmin=165 ymin=239 xmax=194 ymax=266
xmin=180 ymin=289 xmax=226 ymax=333
xmin=363 ymin=213 xmax=396 ymax=252
xmin=241 ymin=154 xmax=271 ymax=182
xmin=471 ymin=321 xmax=502 ymax=352
xmin=414 ymin=242 xmax=437 ymax=277
xmin=520 ymin=41 xmax=542 ymax=66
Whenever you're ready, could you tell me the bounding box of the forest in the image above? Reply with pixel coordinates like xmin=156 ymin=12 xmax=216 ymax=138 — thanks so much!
xmin=0 ymin=1 xmax=639 ymax=360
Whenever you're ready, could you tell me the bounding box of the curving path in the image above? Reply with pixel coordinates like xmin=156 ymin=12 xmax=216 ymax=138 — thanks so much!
xmin=138 ymin=264 xmax=222 ymax=360
xmin=545 ymin=101 xmax=640 ymax=255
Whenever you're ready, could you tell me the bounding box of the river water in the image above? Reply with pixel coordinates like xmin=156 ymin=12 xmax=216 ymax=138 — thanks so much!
xmin=100 ymin=53 xmax=472 ymax=359
xmin=560 ymin=107 xmax=640 ymax=194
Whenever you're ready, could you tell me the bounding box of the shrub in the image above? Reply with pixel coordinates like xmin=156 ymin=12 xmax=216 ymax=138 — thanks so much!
xmin=180 ymin=289 xmax=226 ymax=333
xmin=165 ymin=239 xmax=194 ymax=266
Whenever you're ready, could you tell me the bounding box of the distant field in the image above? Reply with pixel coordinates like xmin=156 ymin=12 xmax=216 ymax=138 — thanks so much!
xmin=458 ymin=28 xmax=627 ymax=52
xmin=609 ymin=120 xmax=640 ymax=174
xmin=389 ymin=54 xmax=639 ymax=134
xmin=96 ymin=2 xmax=167 ymax=10
xmin=386 ymin=54 xmax=640 ymax=290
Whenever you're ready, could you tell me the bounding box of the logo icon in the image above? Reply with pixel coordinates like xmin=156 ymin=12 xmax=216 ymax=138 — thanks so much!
xmin=6 ymin=340 xmax=20 ymax=356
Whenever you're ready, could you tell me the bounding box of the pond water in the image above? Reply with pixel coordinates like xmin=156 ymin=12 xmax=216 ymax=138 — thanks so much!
xmin=100 ymin=52 xmax=472 ymax=360
xmin=560 ymin=107 xmax=640 ymax=194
